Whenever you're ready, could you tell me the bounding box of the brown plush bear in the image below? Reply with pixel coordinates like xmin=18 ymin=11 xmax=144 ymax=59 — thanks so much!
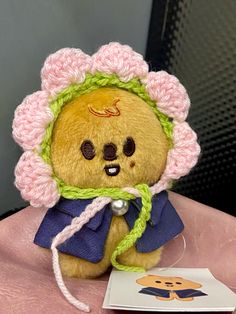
xmin=136 ymin=274 xmax=207 ymax=301
xmin=13 ymin=43 xmax=200 ymax=310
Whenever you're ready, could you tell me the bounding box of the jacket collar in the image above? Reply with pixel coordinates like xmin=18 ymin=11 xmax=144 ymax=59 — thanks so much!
xmin=55 ymin=191 xmax=168 ymax=231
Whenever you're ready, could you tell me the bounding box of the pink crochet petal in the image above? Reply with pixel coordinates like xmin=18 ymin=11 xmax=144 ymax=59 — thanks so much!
xmin=143 ymin=71 xmax=190 ymax=122
xmin=41 ymin=48 xmax=92 ymax=96
xmin=12 ymin=91 xmax=53 ymax=151
xmin=165 ymin=121 xmax=200 ymax=178
xmin=14 ymin=151 xmax=60 ymax=208
xmin=152 ymin=121 xmax=200 ymax=194
xmin=91 ymin=42 xmax=148 ymax=82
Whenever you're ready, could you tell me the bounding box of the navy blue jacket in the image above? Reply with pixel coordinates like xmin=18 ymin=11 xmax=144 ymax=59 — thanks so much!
xmin=34 ymin=191 xmax=184 ymax=263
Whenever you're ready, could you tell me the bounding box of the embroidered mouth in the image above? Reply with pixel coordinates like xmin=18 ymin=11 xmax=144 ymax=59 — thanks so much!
xmin=104 ymin=164 xmax=120 ymax=176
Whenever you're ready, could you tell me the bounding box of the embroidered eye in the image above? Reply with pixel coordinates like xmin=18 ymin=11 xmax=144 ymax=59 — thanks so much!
xmin=123 ymin=137 xmax=135 ymax=157
xmin=80 ymin=140 xmax=95 ymax=160
xmin=155 ymin=280 xmax=161 ymax=283
xmin=176 ymin=282 xmax=182 ymax=285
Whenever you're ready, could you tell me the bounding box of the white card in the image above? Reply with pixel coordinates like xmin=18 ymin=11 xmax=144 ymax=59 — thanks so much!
xmin=103 ymin=268 xmax=236 ymax=312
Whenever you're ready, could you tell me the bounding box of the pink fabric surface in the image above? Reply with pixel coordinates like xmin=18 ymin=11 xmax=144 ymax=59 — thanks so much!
xmin=0 ymin=192 xmax=235 ymax=314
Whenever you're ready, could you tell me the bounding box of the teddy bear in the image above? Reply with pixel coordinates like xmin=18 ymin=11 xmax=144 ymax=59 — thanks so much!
xmin=136 ymin=274 xmax=207 ymax=301
xmin=12 ymin=42 xmax=200 ymax=311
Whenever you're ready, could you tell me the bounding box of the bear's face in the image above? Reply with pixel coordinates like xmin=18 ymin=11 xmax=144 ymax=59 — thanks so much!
xmin=50 ymin=87 xmax=169 ymax=188
xmin=136 ymin=275 xmax=202 ymax=291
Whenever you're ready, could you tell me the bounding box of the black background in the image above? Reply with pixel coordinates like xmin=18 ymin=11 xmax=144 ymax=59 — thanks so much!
xmin=146 ymin=0 xmax=236 ymax=216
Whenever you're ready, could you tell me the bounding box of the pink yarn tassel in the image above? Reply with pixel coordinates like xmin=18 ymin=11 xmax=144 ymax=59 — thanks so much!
xmin=51 ymin=197 xmax=111 ymax=312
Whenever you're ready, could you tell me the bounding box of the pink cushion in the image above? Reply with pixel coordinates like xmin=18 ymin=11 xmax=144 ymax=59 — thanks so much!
xmin=0 ymin=191 xmax=235 ymax=313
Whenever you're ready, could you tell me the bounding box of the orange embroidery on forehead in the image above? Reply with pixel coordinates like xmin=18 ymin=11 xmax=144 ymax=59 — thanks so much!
xmin=88 ymin=99 xmax=121 ymax=117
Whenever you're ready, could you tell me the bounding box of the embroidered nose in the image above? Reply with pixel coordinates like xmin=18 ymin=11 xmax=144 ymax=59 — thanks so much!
xmin=103 ymin=143 xmax=117 ymax=161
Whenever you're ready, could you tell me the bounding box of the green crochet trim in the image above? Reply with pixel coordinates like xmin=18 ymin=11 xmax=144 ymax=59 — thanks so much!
xmin=40 ymin=72 xmax=173 ymax=165
xmin=111 ymin=183 xmax=152 ymax=272
xmin=55 ymin=177 xmax=136 ymax=200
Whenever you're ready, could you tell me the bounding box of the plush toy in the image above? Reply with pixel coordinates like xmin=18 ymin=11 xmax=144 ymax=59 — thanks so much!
xmin=12 ymin=42 xmax=200 ymax=311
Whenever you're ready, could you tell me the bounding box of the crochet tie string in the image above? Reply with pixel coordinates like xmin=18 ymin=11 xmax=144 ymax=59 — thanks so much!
xmin=51 ymin=183 xmax=153 ymax=312
xmin=111 ymin=184 xmax=152 ymax=272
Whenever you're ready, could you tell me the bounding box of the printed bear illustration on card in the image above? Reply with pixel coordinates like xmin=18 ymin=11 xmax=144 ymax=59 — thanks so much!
xmin=136 ymin=274 xmax=207 ymax=301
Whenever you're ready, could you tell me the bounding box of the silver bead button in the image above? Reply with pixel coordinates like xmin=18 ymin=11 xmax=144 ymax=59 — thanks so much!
xmin=110 ymin=199 xmax=129 ymax=216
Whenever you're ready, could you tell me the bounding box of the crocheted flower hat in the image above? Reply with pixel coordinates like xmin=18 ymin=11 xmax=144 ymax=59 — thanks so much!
xmin=13 ymin=42 xmax=200 ymax=208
